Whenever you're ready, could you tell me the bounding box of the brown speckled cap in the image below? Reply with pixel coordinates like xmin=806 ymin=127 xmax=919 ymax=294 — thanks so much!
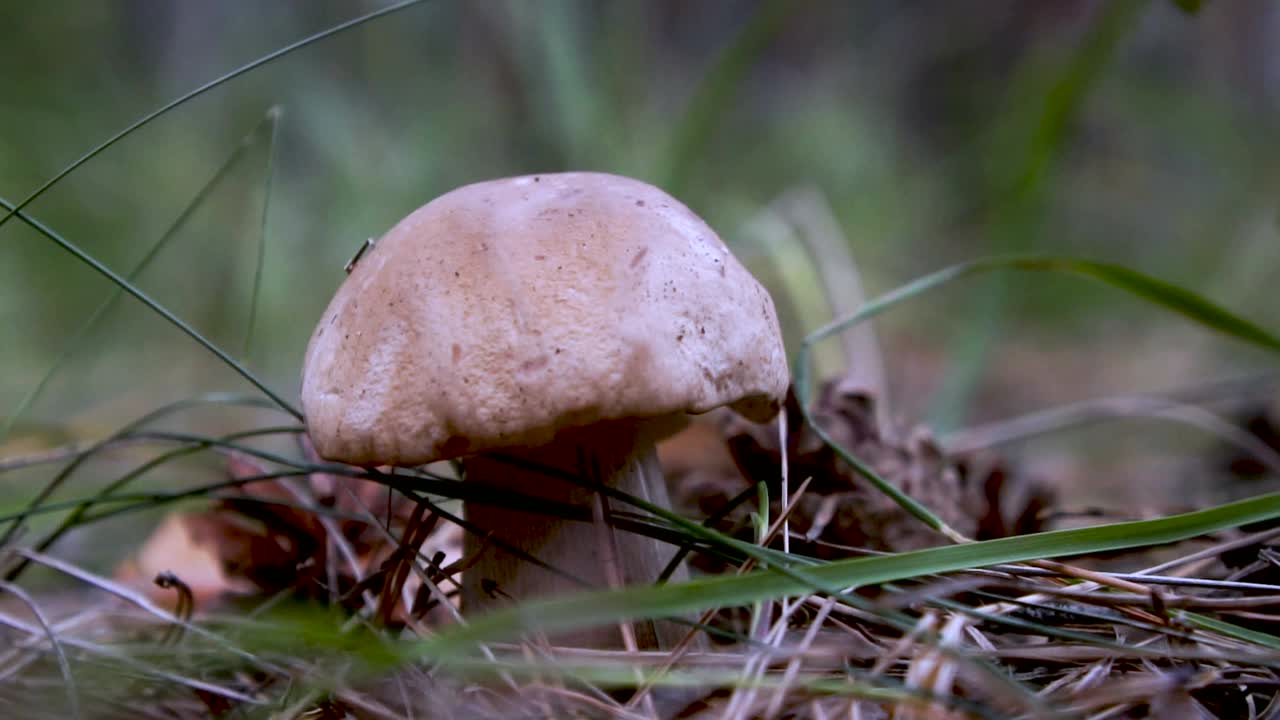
xmin=301 ymin=172 xmax=788 ymax=466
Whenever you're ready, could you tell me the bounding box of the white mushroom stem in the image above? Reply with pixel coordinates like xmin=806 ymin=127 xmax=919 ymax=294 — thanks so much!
xmin=460 ymin=421 xmax=690 ymax=649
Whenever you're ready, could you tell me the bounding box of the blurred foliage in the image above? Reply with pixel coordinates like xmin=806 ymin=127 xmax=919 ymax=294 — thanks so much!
xmin=2 ymin=1 xmax=1279 ymax=505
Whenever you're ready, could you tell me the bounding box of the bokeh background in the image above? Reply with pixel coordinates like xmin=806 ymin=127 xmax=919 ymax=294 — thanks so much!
xmin=2 ymin=1 xmax=1279 ymax=569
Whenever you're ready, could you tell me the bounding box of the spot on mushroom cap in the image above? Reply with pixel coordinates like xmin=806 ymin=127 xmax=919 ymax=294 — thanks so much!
xmin=301 ymin=172 xmax=789 ymax=466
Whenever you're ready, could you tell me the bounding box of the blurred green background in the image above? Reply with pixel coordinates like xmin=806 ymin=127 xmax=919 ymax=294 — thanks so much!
xmin=2 ymin=0 xmax=1278 ymax=532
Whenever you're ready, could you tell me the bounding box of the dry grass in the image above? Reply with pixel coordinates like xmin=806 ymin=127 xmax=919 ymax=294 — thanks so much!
xmin=3 ymin=391 xmax=1279 ymax=719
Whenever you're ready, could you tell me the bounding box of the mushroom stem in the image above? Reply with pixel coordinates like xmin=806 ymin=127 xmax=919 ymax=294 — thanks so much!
xmin=461 ymin=423 xmax=688 ymax=649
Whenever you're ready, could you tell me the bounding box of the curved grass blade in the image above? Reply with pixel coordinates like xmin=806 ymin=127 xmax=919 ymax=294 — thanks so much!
xmin=1175 ymin=610 xmax=1280 ymax=651
xmin=483 ymin=454 xmax=1055 ymax=709
xmin=3 ymin=440 xmax=1038 ymax=712
xmin=0 ymin=393 xmax=282 ymax=549
xmin=409 ymin=491 xmax=1280 ymax=654
xmin=941 ymin=370 xmax=1280 ymax=453
xmin=930 ymin=0 xmax=1146 ymax=431
xmin=793 ymin=255 xmax=1280 ymax=540
xmin=486 ymin=453 xmax=834 ymax=594
xmin=3 ymin=425 xmax=305 ymax=581
xmin=656 ymin=483 xmax=760 ymax=583
xmin=0 ymin=0 xmax=427 ymax=234
xmin=801 ymin=256 xmax=1280 ymax=382
xmin=0 ymin=199 xmax=301 ymax=419
xmin=0 ymin=579 xmax=81 ymax=719
xmin=243 ymin=106 xmax=282 ymax=358
xmin=4 ymin=428 xmax=688 ymax=590
xmin=0 ymin=468 xmax=306 ymax=527
xmin=0 ymin=111 xmax=282 ymax=446
xmin=11 ymin=456 xmax=617 ymax=608
xmin=658 ymin=0 xmax=791 ymax=196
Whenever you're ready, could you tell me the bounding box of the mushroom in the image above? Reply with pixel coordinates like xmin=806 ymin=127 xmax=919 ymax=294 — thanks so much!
xmin=301 ymin=172 xmax=788 ymax=647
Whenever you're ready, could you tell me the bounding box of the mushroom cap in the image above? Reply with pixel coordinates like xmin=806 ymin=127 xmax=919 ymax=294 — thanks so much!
xmin=302 ymin=172 xmax=788 ymax=466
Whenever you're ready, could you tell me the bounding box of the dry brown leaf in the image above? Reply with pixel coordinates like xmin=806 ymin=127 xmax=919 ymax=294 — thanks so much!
xmin=115 ymin=511 xmax=255 ymax=610
xmin=117 ymin=439 xmax=463 ymax=625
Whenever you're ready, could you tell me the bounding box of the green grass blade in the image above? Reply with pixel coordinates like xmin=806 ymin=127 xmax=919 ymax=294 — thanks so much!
xmin=0 ymin=199 xmax=301 ymax=419
xmin=1 ymin=424 xmax=305 ymax=582
xmin=803 ymin=255 xmax=1280 ymax=362
xmin=521 ymin=0 xmax=598 ymax=167
xmin=0 ymin=111 xmax=281 ymax=446
xmin=0 ymin=0 xmax=427 ymax=234
xmin=658 ymin=0 xmax=790 ymax=197
xmin=794 ymin=263 xmax=975 ymax=537
xmin=242 ymin=106 xmax=282 ymax=359
xmin=930 ymin=0 xmax=1147 ymax=431
xmin=1175 ymin=610 xmax=1280 ymax=651
xmin=1049 ymin=257 xmax=1280 ymax=351
xmin=0 ymin=579 xmax=81 ymax=717
xmin=795 ymin=254 xmax=1280 ymax=540
xmin=487 ymin=454 xmax=835 ymax=592
xmin=409 ymin=491 xmax=1280 ymax=654
xmin=0 ymin=393 xmax=282 ymax=549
